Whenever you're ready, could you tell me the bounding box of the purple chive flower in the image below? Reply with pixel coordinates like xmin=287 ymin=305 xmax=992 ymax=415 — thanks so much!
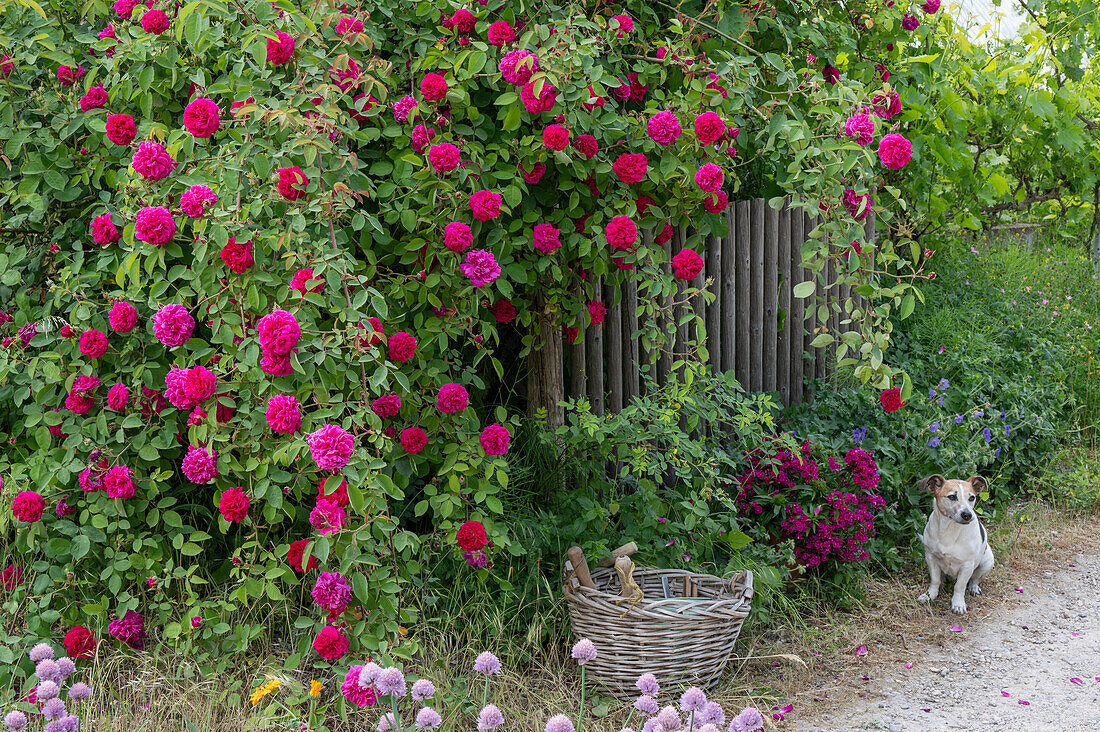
xmin=473 ymin=651 xmax=502 ymax=675
xmin=41 ymin=698 xmax=67 ymax=721
xmin=477 ymin=704 xmax=505 ymax=732
xmin=545 ymin=715 xmax=575 ymax=732
xmin=657 ymin=706 xmax=681 ymax=730
xmin=67 ymin=682 xmax=91 ymax=701
xmin=411 ymin=678 xmax=436 ymax=701
xmin=377 ymin=712 xmax=399 ymax=732
xmin=680 ymin=686 xmax=707 ymax=712
xmin=358 ymin=661 xmax=382 ymax=688
xmin=29 ymin=643 xmax=55 ymax=662
xmin=59 ymin=719 xmax=80 ymax=732
xmin=733 ymin=707 xmax=765 ymax=730
xmin=416 ymin=708 xmax=443 ymax=730
xmin=635 ymin=673 xmax=659 ymax=696
xmin=634 ymin=696 xmax=659 ymax=715
xmin=699 ymin=702 xmax=726 ymax=726
xmin=4 ymin=711 xmax=28 ymax=732
xmin=35 ymin=680 xmax=60 ymax=701
xmin=36 ymin=659 xmax=61 ymax=683
xmin=55 ymin=657 xmax=76 ymax=679
xmin=375 ymin=667 xmax=407 ymax=697
xmin=571 ymin=638 xmax=597 ymax=665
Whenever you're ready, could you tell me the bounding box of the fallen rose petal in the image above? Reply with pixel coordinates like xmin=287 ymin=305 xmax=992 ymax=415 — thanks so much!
xmin=949 ymin=625 xmax=963 ymax=632
xmin=855 ymin=644 xmax=868 ymax=657
xmin=1014 ymin=587 xmax=1024 ymax=592
xmin=1018 ymin=700 xmax=1030 ymax=705
xmin=904 ymin=662 xmax=913 ymax=669
xmin=1002 ymin=692 xmax=1012 ymax=697
xmin=921 ymin=708 xmax=931 ymax=712
xmin=1071 ymin=678 xmax=1084 ymax=685
xmin=1072 ymin=632 xmax=1080 ymax=636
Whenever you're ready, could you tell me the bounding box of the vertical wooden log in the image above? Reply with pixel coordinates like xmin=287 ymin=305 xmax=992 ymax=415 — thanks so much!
xmin=821 ymin=223 xmax=833 ymax=379
xmin=587 ymin=275 xmax=605 ymax=416
xmin=624 ymin=271 xmax=640 ymax=401
xmin=812 ymin=215 xmax=826 ymax=381
xmin=763 ymin=201 xmax=779 ymax=394
xmin=735 ymin=201 xmax=751 ymax=387
xmin=706 ymin=231 xmax=722 ymax=373
xmin=570 ymin=284 xmax=586 ymax=401
xmin=790 ymin=207 xmax=805 ymax=405
xmin=777 ymin=201 xmax=792 ymax=407
xmin=526 ymin=294 xmax=565 ymax=427
xmin=721 ymin=210 xmax=736 ymax=375
xmin=607 ymin=279 xmax=623 ymax=414
xmin=658 ymin=229 xmax=673 ymax=386
xmin=750 ymin=199 xmax=765 ymax=393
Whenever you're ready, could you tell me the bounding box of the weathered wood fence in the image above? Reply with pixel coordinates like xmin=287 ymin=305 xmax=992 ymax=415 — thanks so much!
xmin=565 ymin=198 xmax=874 ymax=413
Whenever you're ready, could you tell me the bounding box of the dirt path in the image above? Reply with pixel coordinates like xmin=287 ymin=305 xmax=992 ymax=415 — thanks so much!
xmin=792 ymin=550 xmax=1100 ymax=731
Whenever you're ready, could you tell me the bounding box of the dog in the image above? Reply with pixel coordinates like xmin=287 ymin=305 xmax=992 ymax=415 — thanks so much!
xmin=915 ymin=474 xmax=995 ymax=614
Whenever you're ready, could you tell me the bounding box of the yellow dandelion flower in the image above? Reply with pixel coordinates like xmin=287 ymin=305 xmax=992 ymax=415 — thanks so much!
xmin=310 ymin=680 xmax=323 ymax=697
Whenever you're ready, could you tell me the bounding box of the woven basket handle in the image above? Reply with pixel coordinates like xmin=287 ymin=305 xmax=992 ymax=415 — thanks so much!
xmin=724 ymin=569 xmax=754 ymax=603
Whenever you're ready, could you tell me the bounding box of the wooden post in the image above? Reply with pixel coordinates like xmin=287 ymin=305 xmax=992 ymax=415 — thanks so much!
xmin=763 ymin=201 xmax=779 ymax=394
xmin=526 ymin=293 xmax=565 ymax=427
xmin=777 ymin=201 xmax=792 ymax=406
xmin=624 ymin=269 xmax=640 ymax=401
xmin=587 ymin=275 xmax=605 ymax=416
xmin=750 ymin=199 xmax=765 ymax=393
xmin=721 ymin=212 xmax=735 ymax=375
xmin=570 ymin=282 xmax=586 ymax=402
xmin=607 ymin=279 xmax=623 ymax=414
xmin=790 ymin=207 xmax=805 ymax=405
xmin=735 ymin=201 xmax=751 ymax=387
xmin=706 ymin=231 xmax=722 ymax=373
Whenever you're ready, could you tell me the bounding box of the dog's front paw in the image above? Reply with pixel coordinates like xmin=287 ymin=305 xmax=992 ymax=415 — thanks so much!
xmin=951 ymin=598 xmax=968 ymax=614
xmin=918 ymin=591 xmax=936 ymax=604
xmin=967 ymin=584 xmax=982 ymax=596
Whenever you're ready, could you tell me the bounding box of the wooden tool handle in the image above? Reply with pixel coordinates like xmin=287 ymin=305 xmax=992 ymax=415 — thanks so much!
xmin=615 ymin=556 xmax=638 ymax=599
xmin=595 ymin=541 xmax=639 ymax=568
xmin=567 ymin=546 xmax=595 ymax=588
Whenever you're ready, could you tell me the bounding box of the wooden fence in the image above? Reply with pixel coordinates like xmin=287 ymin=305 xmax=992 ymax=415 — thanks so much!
xmin=565 ymin=198 xmax=874 ymax=413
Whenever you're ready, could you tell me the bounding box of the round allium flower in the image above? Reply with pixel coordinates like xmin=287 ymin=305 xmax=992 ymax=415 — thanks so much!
xmin=420 ymin=72 xmax=449 ymax=101
xmin=382 ymin=333 xmax=416 ymax=365
xmin=36 ymin=676 xmax=60 ymax=698
xmin=220 ymin=237 xmax=253 ymax=273
xmin=479 ymin=423 xmax=510 ymax=455
xmin=499 ymin=48 xmax=540 ymax=84
xmin=63 ymin=627 xmax=96 ymax=659
xmin=460 ymin=249 xmax=501 ymax=287
xmin=879 ymin=387 xmax=903 ymax=412
xmin=313 ymin=625 xmax=349 ymax=661
xmin=181 ymin=445 xmax=218 ymax=484
xmin=257 ymin=309 xmax=301 ymax=355
xmin=647 ymin=111 xmax=682 ymax=145
xmin=612 ymin=152 xmax=647 ymax=184
xmin=901 ymin=12 xmax=920 ymax=30
xmin=183 ymin=97 xmax=220 ymax=138
xmin=657 ymin=706 xmax=681 ymax=731
xmin=571 ymin=134 xmax=598 ymax=160
xmin=108 ymin=301 xmax=138 ymax=333
xmin=732 ymin=707 xmax=765 ymax=731
xmin=266 ymin=394 xmax=301 ymax=433
xmin=588 ymin=301 xmax=607 ymax=326
xmin=456 ymin=520 xmax=488 ymax=551
xmin=492 ymin=299 xmax=518 ymax=324
xmin=342 ymin=665 xmax=379 ymax=708
xmin=12 ymin=491 xmax=45 ymax=523
xmin=372 ymin=394 xmax=401 ymax=419
xmin=634 ymin=696 xmax=659 ymax=715
xmin=532 ymin=223 xmax=561 ymax=255
xmin=679 ymin=687 xmax=707 ymax=712
xmin=141 ymin=8 xmax=170 ymax=33
xmin=92 ymin=213 xmax=120 ymax=245
xmin=41 ymin=698 xmax=67 ymax=721
xmin=68 ymin=683 xmax=92 ymax=701
xmin=472 ymin=650 xmax=501 ymax=675
xmin=704 ymin=191 xmax=729 ymax=214
xmin=3 ymin=711 xmax=27 ymax=732
xmin=410 ymin=679 xmax=435 ymax=702
xmin=105 ymin=113 xmax=136 ymax=145
xmin=443 ymin=222 xmax=473 ymax=253
xmin=428 ymin=142 xmax=460 ymax=174
xmin=80 ymin=86 xmax=108 ymax=112
xmin=671 ymin=248 xmax=704 ymax=280
xmin=545 ymin=715 xmax=574 ymax=732
xmin=921 ymin=0 xmax=941 ymax=13
xmin=636 ymin=673 xmax=659 ymax=696
xmin=400 ymin=427 xmax=428 ymax=454
xmin=543 ymin=124 xmax=569 ymax=150
xmin=307 ymin=424 xmax=355 ymax=470
xmin=416 ymin=707 xmax=443 ymax=730
xmin=605 ymin=215 xmax=637 ymax=251
xmin=469 ymin=190 xmax=503 ymax=221
xmin=134 ymin=206 xmax=177 ymax=246
xmin=276 ymin=166 xmax=309 ymax=200
xmin=358 ymin=661 xmax=382 ymax=688
xmin=267 ymin=30 xmax=296 ymax=64
xmin=108 ymin=610 xmax=145 ymax=649
xmin=520 ymin=79 xmax=556 ymax=114
xmin=698 ymin=702 xmax=725 ymax=726
xmin=179 ymin=185 xmax=218 ymax=218
xmin=844 ymin=113 xmax=875 ymax=146
xmin=694 ymin=163 xmax=723 ymax=192
xmin=436 ymin=382 xmax=469 ymax=413
xmin=393 ymin=95 xmax=417 ymax=123
xmin=79 ymin=330 xmax=109 ymax=359
xmin=375 ymin=666 xmax=407 ymax=698
xmin=287 ymin=538 xmax=320 ymax=573
xmin=377 ymin=712 xmax=400 ymax=732
xmin=571 ymin=639 xmax=597 ymax=664
xmin=56 ymin=64 xmax=84 ymax=86
xmin=106 ymin=382 xmax=129 ymax=412
xmin=290 ymin=267 xmax=323 ymax=294
xmin=131 ymin=142 xmax=177 ymax=181
xmin=57 ymin=656 xmax=76 ymax=679
xmin=477 ymin=705 xmax=504 ymax=732
xmin=152 ymin=304 xmax=193 ymax=347
xmin=878 ymin=133 xmax=912 ymax=170
xmin=694 ymin=112 xmax=726 ymax=144
xmin=219 ymin=487 xmax=249 ymax=523
xmin=312 ymin=571 xmax=353 ymax=612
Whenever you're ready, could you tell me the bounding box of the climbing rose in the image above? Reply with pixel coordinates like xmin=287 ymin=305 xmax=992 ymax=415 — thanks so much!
xmin=843 ymin=188 xmax=870 ymax=220
xmin=902 ymin=12 xmax=920 ymax=30
xmin=372 ymin=394 xmax=401 ymax=418
xmin=521 ymin=162 xmax=546 ymax=183
xmin=79 ymin=330 xmax=108 ymax=359
xmin=287 ymin=539 xmax=319 ymax=573
xmin=694 ymin=112 xmax=725 ymax=144
xmin=318 ymin=476 xmax=349 ymax=508
xmin=647 ymin=110 xmax=682 ymax=145
xmin=878 ymin=133 xmax=913 ymax=169
xmin=921 ymin=0 xmax=940 ymax=13
xmin=63 ymin=627 xmax=97 ymax=660
xmin=219 ymin=487 xmax=249 ymax=523
xmin=610 ymin=13 xmax=633 ymax=36
xmin=291 ymin=267 xmax=323 ymax=294
xmin=705 ymin=191 xmax=729 ymax=214
xmin=822 ymin=64 xmax=840 ymax=85
xmin=499 ymin=50 xmax=538 ymax=85
xmin=588 ymin=301 xmax=607 ymax=326
xmin=393 ymin=95 xmax=417 ymax=123
xmin=106 ymin=383 xmax=130 ymax=412
xmin=267 ymin=31 xmax=295 ymax=65
xmin=307 ymin=424 xmax=355 ymax=470
xmin=105 ymin=115 xmax=134 ymax=144
xmin=265 ymin=395 xmax=301 ymax=434
xmin=491 ymin=299 xmax=517 ymax=323
xmin=182 ymin=366 xmax=216 ymax=403
xmin=694 ymin=163 xmax=723 ymax=192
xmin=872 ymin=91 xmax=902 ymax=120
xmin=336 ymin=16 xmax=364 ymax=34
xmin=436 ymin=383 xmax=469 ymax=413
xmin=80 ymin=86 xmax=108 ymax=112
xmin=181 ymin=445 xmax=218 ymax=484
xmin=460 ymin=249 xmax=501 ymax=287
xmin=342 ymin=665 xmax=379 ymax=708
xmin=456 ymin=520 xmax=488 ymax=551
xmin=311 ymin=571 xmax=352 ymax=612
xmin=314 ymin=626 xmax=349 ymax=661
xmin=261 ymin=352 xmax=294 ymax=376
xmin=134 ymin=206 xmax=176 ymax=245
xmin=388 ymin=332 xmax=417 ymax=362
xmin=0 ymin=56 xmax=13 ymax=77
xmin=450 ymin=7 xmax=475 ymax=32
xmin=420 ymin=73 xmax=449 ymax=101
xmin=520 ymin=79 xmax=556 ymax=114
xmin=152 ymin=304 xmax=194 ymax=347
xmin=220 ymin=237 xmax=253 ymax=273
xmin=487 ymin=20 xmax=514 ymax=46
xmin=844 ymin=113 xmax=875 ymax=146
xmin=183 ymin=97 xmax=220 ymax=138
xmin=605 ymin=216 xmax=637 ymax=251
xmin=879 ymin=387 xmax=904 ymax=412
xmin=411 ymin=124 xmax=434 ymax=154
xmin=179 ymin=185 xmax=217 ymax=218
xmin=57 ymin=64 xmax=84 ymax=86
xmin=2 ymin=564 xmax=22 ymax=590
xmin=444 ymin=222 xmax=473 ymax=253
xmin=257 ymin=309 xmax=301 ymax=355
xmin=400 ymin=427 xmax=428 ymax=454
xmin=572 ymin=134 xmax=598 ymax=159
xmin=276 ymin=166 xmax=309 ymax=200
xmin=12 ymin=491 xmax=46 ymax=523
xmin=140 ymin=8 xmax=170 ymax=33
xmin=479 ymin=424 xmax=510 ymax=455
xmin=103 ymin=465 xmax=135 ymax=498
xmin=543 ymin=124 xmax=569 ymax=150
xmin=108 ymin=610 xmax=145 ymax=649
xmin=131 ymin=142 xmax=176 ymax=181
xmin=310 ymin=499 xmax=345 ymax=534
xmin=671 ymin=249 xmax=704 ymax=280
xmin=428 ymin=142 xmax=460 ymax=173
xmin=92 ymin=213 xmax=120 ymax=245
xmin=469 ymin=190 xmax=502 ymax=221
xmin=612 ymin=152 xmax=647 ymax=184
xmin=533 ymin=223 xmax=561 ymax=254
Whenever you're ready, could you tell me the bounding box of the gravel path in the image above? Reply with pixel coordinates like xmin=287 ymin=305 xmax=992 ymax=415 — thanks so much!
xmin=794 ymin=551 xmax=1100 ymax=731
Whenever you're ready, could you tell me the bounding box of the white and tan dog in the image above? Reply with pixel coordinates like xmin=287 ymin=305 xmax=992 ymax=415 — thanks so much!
xmin=916 ymin=474 xmax=995 ymax=615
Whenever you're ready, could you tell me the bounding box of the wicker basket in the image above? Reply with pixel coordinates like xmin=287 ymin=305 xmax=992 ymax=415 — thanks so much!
xmin=563 ymin=561 xmax=754 ymax=699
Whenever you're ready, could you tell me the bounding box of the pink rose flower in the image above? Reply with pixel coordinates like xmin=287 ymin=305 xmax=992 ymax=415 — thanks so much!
xmin=487 ymin=21 xmax=515 ymax=46
xmin=533 ymin=223 xmax=561 ymax=254
xmin=671 ymin=249 xmax=704 ymax=280
xmin=479 ymin=423 xmax=510 ymax=455
xmin=605 ymin=216 xmax=637 ymax=252
xmin=153 ymin=304 xmax=193 ymax=347
xmin=543 ymin=124 xmax=569 ymax=150
xmin=444 ymin=222 xmax=472 ymax=253
xmin=436 ymin=383 xmax=469 ymax=413
xmin=571 ymin=134 xmax=598 ymax=160
xmin=105 ymin=114 xmax=136 ymax=145
xmin=141 ymin=8 xmax=170 ymax=33
xmin=179 ymin=185 xmax=217 ymax=218
xmin=428 ymin=142 xmax=460 ymax=174
xmin=310 ymin=498 xmax=345 ymax=533
xmin=372 ymin=394 xmax=401 ymax=418
xmin=108 ymin=301 xmax=138 ymax=333
xmin=520 ymin=79 xmax=556 ymax=114
xmin=79 ymin=330 xmax=109 ymax=359
xmin=267 ymin=31 xmax=296 ymax=65
xmin=469 ymin=190 xmax=502 ymax=221
xmin=104 ymin=464 xmax=135 ymax=498
xmin=612 ymin=153 xmax=647 ymax=184
xmin=219 ymin=487 xmax=249 ymax=523
xmin=106 ymin=382 xmax=130 ymax=412
xmin=266 ymin=394 xmax=301 ymax=433
xmin=183 ymin=97 xmax=220 ymax=138
xmin=400 ymin=427 xmax=428 ymax=454
xmin=420 ymin=73 xmax=449 ymax=101
xmin=499 ymin=50 xmax=538 ymax=85
xmin=257 ymin=309 xmax=301 ymax=356
xmin=878 ymin=133 xmax=912 ymax=169
xmin=647 ymin=110 xmax=682 ymax=145
xmin=131 ymin=142 xmax=177 ymax=181
xmin=80 ymin=86 xmax=109 ymax=112
xmin=460 ymin=249 xmax=501 ymax=287
xmin=181 ymin=445 xmax=218 ymax=484
xmin=844 ymin=113 xmax=875 ymax=146
xmin=307 ymin=424 xmax=355 ymax=470
xmin=694 ymin=112 xmax=725 ymax=144
xmin=220 ymin=237 xmax=253 ymax=273
xmin=135 ymin=206 xmax=176 ymax=245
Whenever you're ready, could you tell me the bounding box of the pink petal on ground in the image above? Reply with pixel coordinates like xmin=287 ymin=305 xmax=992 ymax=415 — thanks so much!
xmin=904 ymin=662 xmax=913 ymax=669
xmin=855 ymin=644 xmax=868 ymax=657
xmin=921 ymin=708 xmax=931 ymax=712
xmin=1018 ymin=700 xmax=1030 ymax=705
xmin=1072 ymin=632 xmax=1080 ymax=637
xmin=1071 ymin=678 xmax=1084 ymax=685
xmin=949 ymin=625 xmax=963 ymax=632
xmin=1002 ymin=692 xmax=1012 ymax=697
xmin=1014 ymin=587 xmax=1024 ymax=592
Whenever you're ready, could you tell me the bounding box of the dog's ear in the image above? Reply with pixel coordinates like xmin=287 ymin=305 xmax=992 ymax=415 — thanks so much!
xmin=967 ymin=475 xmax=988 ymax=492
xmin=918 ymin=474 xmax=945 ymax=493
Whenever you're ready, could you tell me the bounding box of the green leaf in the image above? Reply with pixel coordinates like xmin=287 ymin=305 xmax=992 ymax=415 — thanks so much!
xmin=72 ymin=534 xmax=91 ymax=560
xmin=502 ymin=104 xmax=521 ymax=132
xmin=898 ymin=293 xmax=915 ymax=320
xmin=792 ymin=281 xmax=816 ymax=299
